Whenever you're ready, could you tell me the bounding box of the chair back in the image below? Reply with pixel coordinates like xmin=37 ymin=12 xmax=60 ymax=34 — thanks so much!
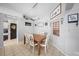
xmin=41 ymin=33 xmax=49 ymax=45
xmin=25 ymin=33 xmax=34 ymax=44
xmin=45 ymin=34 xmax=49 ymax=45
xmin=28 ymin=33 xmax=34 ymax=45
xmin=25 ymin=33 xmax=30 ymax=43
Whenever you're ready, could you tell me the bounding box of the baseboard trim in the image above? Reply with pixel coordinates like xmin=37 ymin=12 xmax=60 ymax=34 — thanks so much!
xmin=52 ymin=44 xmax=68 ymax=56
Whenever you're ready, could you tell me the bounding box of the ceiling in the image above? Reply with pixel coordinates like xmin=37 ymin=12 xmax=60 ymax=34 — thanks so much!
xmin=0 ymin=3 xmax=58 ymax=19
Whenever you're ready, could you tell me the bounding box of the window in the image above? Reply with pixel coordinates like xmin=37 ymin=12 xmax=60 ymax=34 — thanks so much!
xmin=53 ymin=21 xmax=60 ymax=36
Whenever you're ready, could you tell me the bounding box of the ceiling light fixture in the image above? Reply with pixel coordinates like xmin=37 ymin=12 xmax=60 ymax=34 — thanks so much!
xmin=23 ymin=14 xmax=35 ymax=21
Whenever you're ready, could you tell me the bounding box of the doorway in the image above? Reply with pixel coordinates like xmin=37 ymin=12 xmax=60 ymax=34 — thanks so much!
xmin=3 ymin=22 xmax=17 ymax=47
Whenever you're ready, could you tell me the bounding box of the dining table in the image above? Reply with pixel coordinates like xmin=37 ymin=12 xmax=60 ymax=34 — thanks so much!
xmin=33 ymin=34 xmax=46 ymax=55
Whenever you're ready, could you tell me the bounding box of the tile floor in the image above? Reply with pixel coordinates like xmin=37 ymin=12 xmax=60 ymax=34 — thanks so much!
xmin=0 ymin=39 xmax=64 ymax=56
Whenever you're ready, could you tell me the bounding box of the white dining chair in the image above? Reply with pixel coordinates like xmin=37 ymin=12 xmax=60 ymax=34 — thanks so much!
xmin=26 ymin=33 xmax=37 ymax=54
xmin=24 ymin=33 xmax=29 ymax=44
xmin=40 ymin=34 xmax=49 ymax=55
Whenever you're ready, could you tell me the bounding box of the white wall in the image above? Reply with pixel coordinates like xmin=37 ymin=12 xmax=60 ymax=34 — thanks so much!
xmin=17 ymin=18 xmax=34 ymax=42
xmin=17 ymin=18 xmax=24 ymax=42
xmin=24 ymin=20 xmax=34 ymax=34
xmin=50 ymin=3 xmax=66 ymax=55
xmin=0 ymin=21 xmax=3 ymax=48
xmin=34 ymin=15 xmax=51 ymax=34
xmin=65 ymin=3 xmax=79 ymax=56
xmin=51 ymin=3 xmax=79 ymax=56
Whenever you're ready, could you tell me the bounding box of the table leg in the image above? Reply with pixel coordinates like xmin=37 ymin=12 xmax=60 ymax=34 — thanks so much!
xmin=24 ymin=36 xmax=26 ymax=44
xmin=38 ymin=42 xmax=41 ymax=55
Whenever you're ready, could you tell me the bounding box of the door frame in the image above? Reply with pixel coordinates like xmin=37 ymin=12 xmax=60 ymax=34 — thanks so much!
xmin=8 ymin=20 xmax=18 ymax=44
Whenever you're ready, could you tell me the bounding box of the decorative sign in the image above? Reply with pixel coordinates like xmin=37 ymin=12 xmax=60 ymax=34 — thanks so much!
xmin=51 ymin=3 xmax=61 ymax=19
xmin=68 ymin=13 xmax=78 ymax=23
xmin=68 ymin=13 xmax=78 ymax=26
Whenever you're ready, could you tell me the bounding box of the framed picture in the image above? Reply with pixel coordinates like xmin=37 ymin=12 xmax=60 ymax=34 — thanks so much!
xmin=50 ymin=3 xmax=61 ymax=19
xmin=25 ymin=22 xmax=31 ymax=26
xmin=68 ymin=13 xmax=78 ymax=23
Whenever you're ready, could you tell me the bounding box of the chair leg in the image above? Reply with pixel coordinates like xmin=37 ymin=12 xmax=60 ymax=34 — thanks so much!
xmin=29 ymin=45 xmax=32 ymax=54
xmin=45 ymin=46 xmax=47 ymax=56
xmin=29 ymin=45 xmax=31 ymax=50
xmin=33 ymin=46 xmax=35 ymax=55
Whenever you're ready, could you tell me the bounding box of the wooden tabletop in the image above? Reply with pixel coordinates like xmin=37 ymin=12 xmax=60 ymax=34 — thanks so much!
xmin=33 ymin=34 xmax=46 ymax=42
